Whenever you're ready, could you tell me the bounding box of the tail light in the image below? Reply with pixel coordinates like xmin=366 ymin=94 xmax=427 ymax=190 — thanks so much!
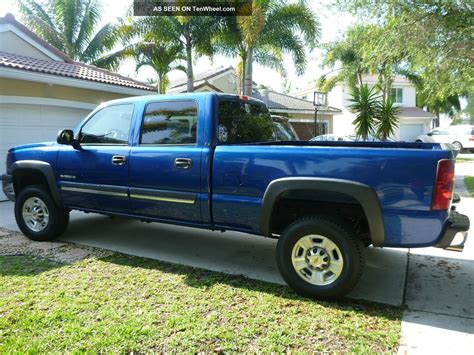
xmin=469 ymin=136 xmax=474 ymax=141
xmin=431 ymin=159 xmax=455 ymax=210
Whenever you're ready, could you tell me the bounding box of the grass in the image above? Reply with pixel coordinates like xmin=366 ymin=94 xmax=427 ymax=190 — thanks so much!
xmin=0 ymin=254 xmax=402 ymax=352
xmin=456 ymin=157 xmax=474 ymax=162
xmin=464 ymin=176 xmax=474 ymax=196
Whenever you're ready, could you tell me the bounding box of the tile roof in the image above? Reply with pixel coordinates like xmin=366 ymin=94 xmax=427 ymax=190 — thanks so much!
xmin=399 ymin=107 xmax=436 ymax=118
xmin=252 ymin=89 xmax=342 ymax=114
xmin=0 ymin=51 xmax=155 ymax=91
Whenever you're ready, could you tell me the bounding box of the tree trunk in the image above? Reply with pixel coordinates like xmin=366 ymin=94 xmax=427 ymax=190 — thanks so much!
xmin=243 ymin=47 xmax=253 ymax=96
xmin=185 ymin=39 xmax=194 ymax=93
xmin=158 ymin=73 xmax=165 ymax=94
xmin=240 ymin=54 xmax=246 ymax=95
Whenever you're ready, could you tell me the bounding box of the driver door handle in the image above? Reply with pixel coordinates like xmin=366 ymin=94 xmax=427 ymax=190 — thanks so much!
xmin=112 ymin=155 xmax=127 ymax=166
xmin=174 ymin=158 xmax=192 ymax=169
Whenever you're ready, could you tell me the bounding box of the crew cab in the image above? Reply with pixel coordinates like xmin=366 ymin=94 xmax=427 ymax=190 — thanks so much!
xmin=1 ymin=93 xmax=470 ymax=299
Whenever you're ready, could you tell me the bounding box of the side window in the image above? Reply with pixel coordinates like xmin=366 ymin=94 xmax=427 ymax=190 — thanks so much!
xmin=141 ymin=101 xmax=198 ymax=145
xmin=80 ymin=104 xmax=133 ymax=144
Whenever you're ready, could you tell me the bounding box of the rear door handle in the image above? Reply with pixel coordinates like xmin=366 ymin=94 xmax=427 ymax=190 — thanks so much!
xmin=174 ymin=158 xmax=192 ymax=169
xmin=112 ymin=155 xmax=127 ymax=165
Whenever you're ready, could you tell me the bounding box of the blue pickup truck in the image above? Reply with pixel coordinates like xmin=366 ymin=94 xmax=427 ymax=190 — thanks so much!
xmin=1 ymin=93 xmax=469 ymax=299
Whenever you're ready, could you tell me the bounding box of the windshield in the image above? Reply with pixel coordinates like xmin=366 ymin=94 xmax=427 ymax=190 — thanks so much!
xmin=274 ymin=120 xmax=299 ymax=141
xmin=217 ymin=99 xmax=275 ymax=144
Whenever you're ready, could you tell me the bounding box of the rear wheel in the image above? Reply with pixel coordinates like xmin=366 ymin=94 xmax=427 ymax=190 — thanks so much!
xmin=15 ymin=185 xmax=69 ymax=241
xmin=276 ymin=216 xmax=365 ymax=300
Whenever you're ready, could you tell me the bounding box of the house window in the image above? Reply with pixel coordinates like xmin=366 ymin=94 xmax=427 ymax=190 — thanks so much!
xmin=391 ymin=88 xmax=403 ymax=103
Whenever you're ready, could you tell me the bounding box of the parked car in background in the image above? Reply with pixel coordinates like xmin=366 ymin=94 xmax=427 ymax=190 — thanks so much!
xmin=271 ymin=115 xmax=299 ymax=141
xmin=310 ymin=134 xmax=394 ymax=142
xmin=416 ymin=125 xmax=474 ymax=151
xmin=346 ymin=135 xmax=395 ymax=142
xmin=310 ymin=134 xmax=351 ymax=142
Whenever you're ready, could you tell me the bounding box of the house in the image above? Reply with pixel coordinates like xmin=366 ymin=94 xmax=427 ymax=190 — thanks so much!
xmin=291 ymin=75 xmax=436 ymax=141
xmin=167 ymin=66 xmax=238 ymax=94
xmin=169 ymin=66 xmax=342 ymax=140
xmin=251 ymin=89 xmax=341 ymax=140
xmin=0 ymin=13 xmax=155 ymax=173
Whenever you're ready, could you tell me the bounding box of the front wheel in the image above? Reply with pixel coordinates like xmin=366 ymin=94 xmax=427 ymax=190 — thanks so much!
xmin=15 ymin=185 xmax=69 ymax=241
xmin=452 ymin=141 xmax=463 ymax=151
xmin=276 ymin=216 xmax=365 ymax=300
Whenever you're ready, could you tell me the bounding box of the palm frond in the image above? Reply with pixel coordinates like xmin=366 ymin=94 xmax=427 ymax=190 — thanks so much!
xmin=349 ymin=85 xmax=380 ymax=140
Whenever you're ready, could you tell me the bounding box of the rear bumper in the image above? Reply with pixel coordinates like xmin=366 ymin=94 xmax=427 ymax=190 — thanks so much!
xmin=436 ymin=210 xmax=470 ymax=251
xmin=1 ymin=173 xmax=15 ymax=202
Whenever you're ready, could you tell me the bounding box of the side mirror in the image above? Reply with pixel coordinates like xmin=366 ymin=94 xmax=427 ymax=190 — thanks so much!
xmin=427 ymin=132 xmax=433 ymax=136
xmin=57 ymin=129 xmax=80 ymax=149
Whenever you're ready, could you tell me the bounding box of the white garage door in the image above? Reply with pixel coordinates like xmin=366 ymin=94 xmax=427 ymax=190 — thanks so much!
xmin=0 ymin=103 xmax=92 ymax=174
xmin=400 ymin=124 xmax=426 ymax=142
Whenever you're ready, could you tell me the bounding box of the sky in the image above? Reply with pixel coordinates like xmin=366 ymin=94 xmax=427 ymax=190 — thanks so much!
xmin=1 ymin=0 xmax=354 ymax=92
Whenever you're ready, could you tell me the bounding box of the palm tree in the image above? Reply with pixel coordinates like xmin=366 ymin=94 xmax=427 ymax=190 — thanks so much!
xmin=213 ymin=14 xmax=287 ymax=94
xmin=17 ymin=0 xmax=120 ymax=68
xmin=133 ymin=42 xmax=186 ymax=94
xmin=133 ymin=16 xmax=221 ymax=92
xmin=219 ymin=0 xmax=318 ymax=96
xmin=317 ymin=25 xmax=373 ymax=93
xmin=376 ymin=97 xmax=400 ymax=141
xmin=348 ymin=84 xmax=379 ymax=140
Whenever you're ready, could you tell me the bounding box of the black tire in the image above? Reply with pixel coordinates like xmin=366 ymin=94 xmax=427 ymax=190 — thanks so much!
xmin=415 ymin=140 xmax=423 ymax=143
xmin=276 ymin=216 xmax=365 ymax=300
xmin=15 ymin=185 xmax=69 ymax=241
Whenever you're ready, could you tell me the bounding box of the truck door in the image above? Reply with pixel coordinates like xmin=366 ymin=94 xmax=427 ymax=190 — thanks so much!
xmin=57 ymin=103 xmax=133 ymax=213
xmin=128 ymin=100 xmax=202 ymax=223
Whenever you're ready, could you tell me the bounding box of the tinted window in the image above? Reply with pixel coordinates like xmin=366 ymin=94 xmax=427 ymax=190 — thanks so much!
xmin=80 ymin=104 xmax=133 ymax=144
xmin=141 ymin=101 xmax=198 ymax=144
xmin=218 ymin=100 xmax=274 ymax=143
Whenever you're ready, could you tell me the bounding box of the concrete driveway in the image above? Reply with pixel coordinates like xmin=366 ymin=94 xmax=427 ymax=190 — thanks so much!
xmin=1 ymin=163 xmax=473 ymax=353
xmin=0 ymin=200 xmax=407 ymax=305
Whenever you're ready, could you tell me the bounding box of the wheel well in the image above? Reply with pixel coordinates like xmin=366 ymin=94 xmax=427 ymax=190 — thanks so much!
xmin=13 ymin=169 xmax=49 ymax=194
xmin=269 ymin=189 xmax=371 ymax=243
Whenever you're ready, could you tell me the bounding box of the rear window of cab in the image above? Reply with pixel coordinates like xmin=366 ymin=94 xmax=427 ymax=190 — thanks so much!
xmin=217 ymin=99 xmax=274 ymax=144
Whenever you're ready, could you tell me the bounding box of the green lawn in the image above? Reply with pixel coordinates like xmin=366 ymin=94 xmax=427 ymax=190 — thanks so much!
xmin=464 ymin=176 xmax=474 ymax=196
xmin=0 ymin=254 xmax=402 ymax=352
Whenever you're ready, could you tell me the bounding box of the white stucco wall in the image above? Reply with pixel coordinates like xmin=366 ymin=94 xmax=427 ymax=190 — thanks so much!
xmin=210 ymin=74 xmax=237 ymax=94
xmin=0 ymin=30 xmax=52 ymax=60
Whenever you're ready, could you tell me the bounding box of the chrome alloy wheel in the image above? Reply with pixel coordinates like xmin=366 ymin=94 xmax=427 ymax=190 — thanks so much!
xmin=291 ymin=234 xmax=344 ymax=286
xmin=22 ymin=197 xmax=50 ymax=232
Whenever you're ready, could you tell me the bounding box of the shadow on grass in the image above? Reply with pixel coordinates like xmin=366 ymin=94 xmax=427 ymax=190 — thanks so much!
xmin=0 ymin=251 xmax=401 ymax=321
xmin=0 ymin=254 xmax=63 ymax=276
xmin=103 ymin=252 xmax=403 ymax=320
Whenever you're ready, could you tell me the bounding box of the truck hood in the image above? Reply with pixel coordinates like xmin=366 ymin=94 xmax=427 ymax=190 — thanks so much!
xmin=8 ymin=141 xmax=57 ymax=153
